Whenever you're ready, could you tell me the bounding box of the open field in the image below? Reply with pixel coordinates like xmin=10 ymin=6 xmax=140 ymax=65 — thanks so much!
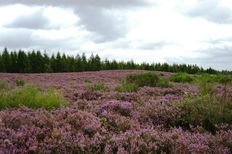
xmin=0 ymin=70 xmax=232 ymax=154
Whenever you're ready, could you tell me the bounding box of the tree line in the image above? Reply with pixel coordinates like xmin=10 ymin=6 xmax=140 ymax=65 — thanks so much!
xmin=0 ymin=48 xmax=231 ymax=74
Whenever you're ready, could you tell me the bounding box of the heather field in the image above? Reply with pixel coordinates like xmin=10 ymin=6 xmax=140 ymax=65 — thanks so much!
xmin=0 ymin=70 xmax=232 ymax=154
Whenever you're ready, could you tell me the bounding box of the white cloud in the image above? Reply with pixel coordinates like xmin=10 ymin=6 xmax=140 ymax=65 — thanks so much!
xmin=0 ymin=0 xmax=232 ymax=70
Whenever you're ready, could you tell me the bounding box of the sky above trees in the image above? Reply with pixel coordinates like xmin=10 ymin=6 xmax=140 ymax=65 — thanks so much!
xmin=0 ymin=0 xmax=232 ymax=70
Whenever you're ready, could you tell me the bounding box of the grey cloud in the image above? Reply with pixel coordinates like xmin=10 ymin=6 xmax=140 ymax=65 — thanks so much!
xmin=5 ymin=8 xmax=51 ymax=30
xmin=0 ymin=28 xmax=35 ymax=48
xmin=75 ymin=7 xmax=129 ymax=42
xmin=137 ymin=41 xmax=168 ymax=50
xmin=167 ymin=47 xmax=232 ymax=70
xmin=0 ymin=28 xmax=73 ymax=51
xmin=0 ymin=0 xmax=152 ymax=42
xmin=0 ymin=0 xmax=149 ymax=8
xmin=197 ymin=48 xmax=232 ymax=70
xmin=182 ymin=0 xmax=232 ymax=24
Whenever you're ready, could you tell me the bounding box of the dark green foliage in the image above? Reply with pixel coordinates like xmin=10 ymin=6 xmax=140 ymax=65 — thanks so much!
xmin=202 ymin=118 xmax=216 ymax=135
xmin=0 ymin=54 xmax=4 ymax=72
xmin=1 ymin=47 xmax=11 ymax=72
xmin=0 ymin=48 xmax=232 ymax=74
xmin=170 ymin=73 xmax=193 ymax=83
xmin=18 ymin=50 xmax=30 ymax=73
xmin=126 ymin=72 xmax=159 ymax=87
xmin=88 ymin=53 xmax=101 ymax=71
xmin=9 ymin=51 xmax=18 ymax=73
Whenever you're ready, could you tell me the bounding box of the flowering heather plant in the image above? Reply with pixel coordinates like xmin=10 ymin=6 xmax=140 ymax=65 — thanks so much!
xmin=0 ymin=71 xmax=231 ymax=153
xmin=98 ymin=100 xmax=133 ymax=117
xmin=138 ymin=98 xmax=182 ymax=126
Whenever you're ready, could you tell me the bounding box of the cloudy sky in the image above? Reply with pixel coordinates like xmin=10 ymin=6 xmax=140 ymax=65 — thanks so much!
xmin=0 ymin=0 xmax=232 ymax=70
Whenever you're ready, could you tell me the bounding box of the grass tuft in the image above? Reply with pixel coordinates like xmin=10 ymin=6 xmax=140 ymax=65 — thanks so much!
xmin=85 ymin=81 xmax=110 ymax=92
xmin=0 ymin=84 xmax=67 ymax=110
xmin=15 ymin=78 xmax=25 ymax=86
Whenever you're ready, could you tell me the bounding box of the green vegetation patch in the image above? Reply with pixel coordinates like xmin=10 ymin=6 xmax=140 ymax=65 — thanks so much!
xmin=157 ymin=78 xmax=173 ymax=88
xmin=170 ymin=73 xmax=193 ymax=83
xmin=84 ymin=78 xmax=92 ymax=83
xmin=0 ymin=80 xmax=7 ymax=90
xmin=85 ymin=81 xmax=110 ymax=92
xmin=126 ymin=72 xmax=159 ymax=87
xmin=115 ymin=81 xmax=138 ymax=93
xmin=115 ymin=72 xmax=160 ymax=92
xmin=176 ymin=77 xmax=232 ymax=134
xmin=15 ymin=78 xmax=25 ymax=86
xmin=0 ymin=84 xmax=67 ymax=110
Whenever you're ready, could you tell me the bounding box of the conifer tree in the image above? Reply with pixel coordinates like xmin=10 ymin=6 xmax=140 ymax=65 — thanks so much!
xmin=18 ymin=50 xmax=29 ymax=73
xmin=1 ymin=47 xmax=11 ymax=72
xmin=0 ymin=54 xmax=4 ymax=72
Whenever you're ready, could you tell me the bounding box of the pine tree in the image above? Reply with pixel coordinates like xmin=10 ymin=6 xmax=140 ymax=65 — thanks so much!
xmin=9 ymin=51 xmax=18 ymax=73
xmin=28 ymin=51 xmax=37 ymax=73
xmin=18 ymin=50 xmax=29 ymax=73
xmin=43 ymin=52 xmax=52 ymax=73
xmin=36 ymin=50 xmax=45 ymax=73
xmin=0 ymin=54 xmax=4 ymax=72
xmin=1 ymin=47 xmax=11 ymax=72
xmin=56 ymin=52 xmax=62 ymax=72
xmin=75 ymin=54 xmax=83 ymax=72
xmin=81 ymin=53 xmax=88 ymax=71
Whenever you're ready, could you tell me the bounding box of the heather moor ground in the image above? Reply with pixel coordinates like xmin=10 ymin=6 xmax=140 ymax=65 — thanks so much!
xmin=0 ymin=70 xmax=232 ymax=154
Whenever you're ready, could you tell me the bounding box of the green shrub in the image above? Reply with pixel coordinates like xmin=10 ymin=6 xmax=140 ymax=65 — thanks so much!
xmin=216 ymin=75 xmax=232 ymax=85
xmin=170 ymin=73 xmax=193 ymax=83
xmin=0 ymin=84 xmax=67 ymax=110
xmin=15 ymin=79 xmax=25 ymax=86
xmin=176 ymin=79 xmax=232 ymax=134
xmin=126 ymin=72 xmax=159 ymax=87
xmin=84 ymin=78 xmax=92 ymax=83
xmin=0 ymin=80 xmax=7 ymax=90
xmin=198 ymin=74 xmax=232 ymax=84
xmin=115 ymin=81 xmax=138 ymax=92
xmin=86 ymin=81 xmax=109 ymax=92
xmin=157 ymin=78 xmax=173 ymax=88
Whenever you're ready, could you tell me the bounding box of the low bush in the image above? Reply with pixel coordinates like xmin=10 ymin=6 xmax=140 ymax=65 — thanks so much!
xmin=0 ymin=84 xmax=67 ymax=110
xmin=116 ymin=72 xmax=160 ymax=92
xmin=15 ymin=78 xmax=25 ymax=86
xmin=176 ymin=78 xmax=232 ymax=134
xmin=157 ymin=78 xmax=173 ymax=88
xmin=170 ymin=73 xmax=193 ymax=83
xmin=115 ymin=80 xmax=138 ymax=92
xmin=126 ymin=72 xmax=159 ymax=87
xmin=198 ymin=74 xmax=232 ymax=84
xmin=86 ymin=81 xmax=110 ymax=92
